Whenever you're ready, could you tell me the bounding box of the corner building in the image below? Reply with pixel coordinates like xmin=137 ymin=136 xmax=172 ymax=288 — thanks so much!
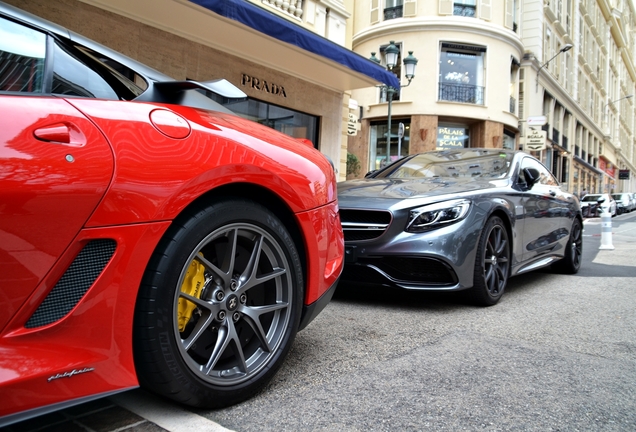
xmin=348 ymin=0 xmax=524 ymax=175
xmin=347 ymin=0 xmax=636 ymax=196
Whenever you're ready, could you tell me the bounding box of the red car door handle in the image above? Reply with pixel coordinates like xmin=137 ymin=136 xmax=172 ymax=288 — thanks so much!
xmin=34 ymin=124 xmax=71 ymax=143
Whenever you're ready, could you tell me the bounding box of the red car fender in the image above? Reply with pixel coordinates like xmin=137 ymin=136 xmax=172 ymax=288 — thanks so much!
xmin=296 ymin=201 xmax=344 ymax=304
xmin=63 ymin=99 xmax=334 ymax=227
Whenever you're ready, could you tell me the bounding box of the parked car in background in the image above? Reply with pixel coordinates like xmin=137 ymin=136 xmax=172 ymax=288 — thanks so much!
xmin=338 ymin=149 xmax=582 ymax=307
xmin=580 ymin=193 xmax=617 ymax=217
xmin=0 ymin=2 xmax=343 ymax=427
xmin=612 ymin=193 xmax=634 ymax=214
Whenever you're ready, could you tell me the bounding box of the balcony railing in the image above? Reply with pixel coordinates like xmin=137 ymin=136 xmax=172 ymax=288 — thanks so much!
xmin=454 ymin=5 xmax=476 ymax=17
xmin=439 ymin=83 xmax=484 ymax=105
xmin=384 ymin=5 xmax=403 ymax=20
xmin=262 ymin=0 xmax=303 ymax=18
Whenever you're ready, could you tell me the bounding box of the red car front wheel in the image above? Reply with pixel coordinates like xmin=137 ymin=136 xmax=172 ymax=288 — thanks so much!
xmin=134 ymin=199 xmax=303 ymax=408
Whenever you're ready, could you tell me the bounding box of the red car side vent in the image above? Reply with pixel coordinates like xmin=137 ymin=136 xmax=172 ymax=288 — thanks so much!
xmin=25 ymin=240 xmax=117 ymax=329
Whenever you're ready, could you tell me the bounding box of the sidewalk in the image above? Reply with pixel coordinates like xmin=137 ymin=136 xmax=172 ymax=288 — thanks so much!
xmin=0 ymin=396 xmax=167 ymax=432
xmin=0 ymin=389 xmax=234 ymax=432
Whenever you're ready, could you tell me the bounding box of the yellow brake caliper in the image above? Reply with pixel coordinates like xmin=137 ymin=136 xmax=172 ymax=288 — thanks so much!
xmin=177 ymin=255 xmax=206 ymax=332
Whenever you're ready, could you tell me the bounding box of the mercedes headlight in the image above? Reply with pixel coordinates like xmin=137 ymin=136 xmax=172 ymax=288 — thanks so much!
xmin=406 ymin=199 xmax=471 ymax=233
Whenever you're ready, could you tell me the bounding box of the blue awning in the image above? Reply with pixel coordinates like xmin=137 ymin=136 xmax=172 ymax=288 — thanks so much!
xmin=189 ymin=0 xmax=400 ymax=89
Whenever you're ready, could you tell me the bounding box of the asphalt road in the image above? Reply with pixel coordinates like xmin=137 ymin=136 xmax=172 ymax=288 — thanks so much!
xmin=197 ymin=211 xmax=636 ymax=431
xmin=4 ymin=212 xmax=636 ymax=432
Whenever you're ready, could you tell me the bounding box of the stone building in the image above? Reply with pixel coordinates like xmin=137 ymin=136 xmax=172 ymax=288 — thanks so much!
xmin=346 ymin=0 xmax=636 ymax=196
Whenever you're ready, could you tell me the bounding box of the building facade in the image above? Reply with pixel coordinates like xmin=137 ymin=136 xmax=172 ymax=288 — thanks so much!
xmin=7 ymin=0 xmax=394 ymax=181
xmin=348 ymin=0 xmax=524 ymax=176
xmin=347 ymin=0 xmax=636 ymax=196
xmin=522 ymin=0 xmax=636 ymax=196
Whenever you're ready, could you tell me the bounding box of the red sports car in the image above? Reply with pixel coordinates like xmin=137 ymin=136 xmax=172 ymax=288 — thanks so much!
xmin=0 ymin=2 xmax=343 ymax=426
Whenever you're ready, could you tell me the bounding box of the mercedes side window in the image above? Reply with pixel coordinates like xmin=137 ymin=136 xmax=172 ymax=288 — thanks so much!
xmin=0 ymin=16 xmax=46 ymax=93
xmin=520 ymin=157 xmax=558 ymax=187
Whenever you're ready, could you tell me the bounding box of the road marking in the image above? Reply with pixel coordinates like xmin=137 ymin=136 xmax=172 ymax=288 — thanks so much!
xmin=110 ymin=390 xmax=235 ymax=432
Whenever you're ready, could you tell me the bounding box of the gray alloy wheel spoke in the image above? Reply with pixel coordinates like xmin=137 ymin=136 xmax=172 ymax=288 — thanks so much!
xmin=236 ymin=232 xmax=288 ymax=293
xmin=487 ymin=231 xmax=498 ymax=255
xmin=486 ymin=268 xmax=497 ymax=292
xmin=195 ymin=253 xmax=228 ymax=285
xmin=242 ymin=267 xmax=287 ymax=293
xmin=490 ymin=270 xmax=500 ymax=292
xmin=484 ymin=264 xmax=494 ymax=280
xmin=495 ymin=237 xmax=507 ymax=256
xmin=179 ymin=290 xmax=213 ymax=310
xmin=495 ymin=266 xmax=506 ymax=284
xmin=228 ymin=320 xmax=248 ymax=374
xmin=182 ymin=310 xmax=217 ymax=351
xmin=203 ymin=324 xmax=231 ymax=375
xmin=203 ymin=319 xmax=248 ymax=376
xmin=222 ymin=228 xmax=238 ymax=277
xmin=239 ymin=302 xmax=289 ymax=353
xmin=238 ymin=233 xmax=264 ymax=290
xmin=240 ymin=315 xmax=272 ymax=353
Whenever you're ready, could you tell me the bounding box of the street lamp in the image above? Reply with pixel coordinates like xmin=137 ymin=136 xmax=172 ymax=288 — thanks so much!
xmin=535 ymin=43 xmax=573 ymax=92
xmin=604 ymin=94 xmax=633 ymax=113
xmin=603 ymin=94 xmax=633 ymax=134
xmin=371 ymin=41 xmax=418 ymax=165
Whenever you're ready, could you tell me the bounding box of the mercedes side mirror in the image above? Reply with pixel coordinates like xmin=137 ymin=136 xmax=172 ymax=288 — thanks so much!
xmin=522 ymin=168 xmax=540 ymax=189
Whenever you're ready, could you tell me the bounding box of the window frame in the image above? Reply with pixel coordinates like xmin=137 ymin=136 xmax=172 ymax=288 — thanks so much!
xmin=438 ymin=43 xmax=486 ymax=105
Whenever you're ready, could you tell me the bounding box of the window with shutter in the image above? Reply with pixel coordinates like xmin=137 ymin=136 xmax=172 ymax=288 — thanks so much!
xmin=505 ymin=0 xmax=513 ymax=29
xmin=371 ymin=0 xmax=380 ymax=24
xmin=404 ymin=0 xmax=417 ymax=16
xmin=479 ymin=0 xmax=491 ymax=20
xmin=439 ymin=0 xmax=453 ymax=15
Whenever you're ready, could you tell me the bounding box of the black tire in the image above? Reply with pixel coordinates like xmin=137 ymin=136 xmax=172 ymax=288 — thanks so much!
xmin=551 ymin=218 xmax=582 ymax=274
xmin=468 ymin=216 xmax=510 ymax=306
xmin=133 ymin=199 xmax=303 ymax=408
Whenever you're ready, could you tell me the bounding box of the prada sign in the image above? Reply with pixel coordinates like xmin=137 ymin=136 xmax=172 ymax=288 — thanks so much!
xmin=241 ymin=74 xmax=287 ymax=98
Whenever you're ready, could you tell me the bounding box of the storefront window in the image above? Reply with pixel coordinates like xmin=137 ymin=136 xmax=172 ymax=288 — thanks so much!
xmin=437 ymin=124 xmax=469 ymax=149
xmin=370 ymin=119 xmax=410 ymax=170
xmin=438 ymin=43 xmax=485 ymax=105
xmin=503 ymin=129 xmax=516 ymax=150
xmin=203 ymin=92 xmax=320 ymax=148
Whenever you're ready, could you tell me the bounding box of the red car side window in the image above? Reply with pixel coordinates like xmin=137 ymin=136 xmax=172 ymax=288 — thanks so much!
xmin=0 ymin=16 xmax=46 ymax=93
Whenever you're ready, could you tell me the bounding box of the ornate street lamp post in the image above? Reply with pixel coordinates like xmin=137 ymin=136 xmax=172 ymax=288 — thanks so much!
xmin=370 ymin=41 xmax=418 ymax=165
